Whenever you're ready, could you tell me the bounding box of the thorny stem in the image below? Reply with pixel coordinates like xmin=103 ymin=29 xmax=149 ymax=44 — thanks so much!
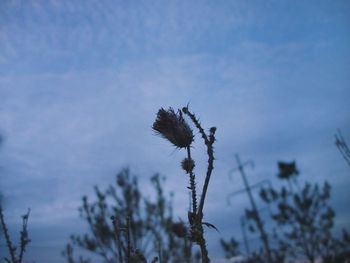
xmin=199 ymin=237 xmax=209 ymax=263
xmin=198 ymin=128 xmax=215 ymax=218
xmin=182 ymin=107 xmax=215 ymax=263
xmin=182 ymin=107 xmax=209 ymax=145
xmin=183 ymin=107 xmax=216 ymax=218
xmin=187 ymin=146 xmax=198 ymax=214
xmin=0 ymin=206 xmax=17 ymax=263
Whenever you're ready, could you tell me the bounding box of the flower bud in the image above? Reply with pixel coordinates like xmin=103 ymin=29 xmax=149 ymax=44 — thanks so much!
xmin=181 ymin=158 xmax=195 ymax=173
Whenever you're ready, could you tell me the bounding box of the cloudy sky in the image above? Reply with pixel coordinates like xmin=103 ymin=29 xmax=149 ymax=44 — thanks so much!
xmin=0 ymin=0 xmax=349 ymax=262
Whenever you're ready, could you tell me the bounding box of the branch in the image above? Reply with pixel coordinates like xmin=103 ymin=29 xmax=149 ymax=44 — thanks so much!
xmin=0 ymin=206 xmax=17 ymax=263
xmin=335 ymin=129 xmax=350 ymax=167
xmin=18 ymin=209 xmax=31 ymax=263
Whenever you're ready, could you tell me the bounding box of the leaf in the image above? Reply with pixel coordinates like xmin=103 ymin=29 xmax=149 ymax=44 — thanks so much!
xmin=202 ymin=221 xmax=220 ymax=232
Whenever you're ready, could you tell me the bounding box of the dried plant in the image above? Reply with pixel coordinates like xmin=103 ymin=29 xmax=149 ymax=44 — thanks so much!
xmin=259 ymin=161 xmax=350 ymax=262
xmin=222 ymin=160 xmax=350 ymax=263
xmin=63 ymin=168 xmax=196 ymax=263
xmin=220 ymin=237 xmax=239 ymax=259
xmin=153 ymin=106 xmax=216 ymax=263
xmin=0 ymin=207 xmax=31 ymax=263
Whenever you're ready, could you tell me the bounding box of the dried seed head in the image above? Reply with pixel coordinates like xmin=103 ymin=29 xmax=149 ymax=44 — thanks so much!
xmin=171 ymin=222 xmax=187 ymax=238
xmin=181 ymin=158 xmax=195 ymax=173
xmin=277 ymin=161 xmax=299 ymax=179
xmin=153 ymin=107 xmax=193 ymax=148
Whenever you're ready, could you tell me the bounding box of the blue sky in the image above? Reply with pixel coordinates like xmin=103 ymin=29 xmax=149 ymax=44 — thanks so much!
xmin=0 ymin=0 xmax=349 ymax=262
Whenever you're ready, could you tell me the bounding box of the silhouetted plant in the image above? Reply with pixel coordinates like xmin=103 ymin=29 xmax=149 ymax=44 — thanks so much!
xmin=321 ymin=229 xmax=350 ymax=263
xmin=220 ymin=237 xmax=239 ymax=259
xmin=153 ymin=106 xmax=216 ymax=263
xmin=63 ymin=168 xmax=196 ymax=263
xmin=259 ymin=161 xmax=350 ymax=263
xmin=0 ymin=207 xmax=31 ymax=263
xmin=222 ymin=160 xmax=349 ymax=263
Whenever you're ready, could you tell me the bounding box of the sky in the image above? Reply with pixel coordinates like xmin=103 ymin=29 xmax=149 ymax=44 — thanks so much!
xmin=0 ymin=0 xmax=350 ymax=262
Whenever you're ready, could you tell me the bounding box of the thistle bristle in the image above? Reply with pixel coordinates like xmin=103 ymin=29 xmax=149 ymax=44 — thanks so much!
xmin=153 ymin=107 xmax=193 ymax=148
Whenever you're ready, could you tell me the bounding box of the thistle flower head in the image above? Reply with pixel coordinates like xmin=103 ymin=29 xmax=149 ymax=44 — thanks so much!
xmin=181 ymin=158 xmax=195 ymax=173
xmin=153 ymin=107 xmax=193 ymax=148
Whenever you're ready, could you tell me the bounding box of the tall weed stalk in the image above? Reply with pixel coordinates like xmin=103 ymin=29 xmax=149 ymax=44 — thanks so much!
xmin=153 ymin=106 xmax=216 ymax=263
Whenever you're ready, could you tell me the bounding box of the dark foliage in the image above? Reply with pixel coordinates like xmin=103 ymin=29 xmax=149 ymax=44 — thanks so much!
xmin=220 ymin=237 xmax=239 ymax=259
xmin=222 ymin=160 xmax=350 ymax=263
xmin=0 ymin=207 xmax=31 ymax=263
xmin=62 ymin=168 xmax=196 ymax=263
xmin=259 ymin=162 xmax=350 ymax=262
xmin=277 ymin=161 xmax=299 ymax=179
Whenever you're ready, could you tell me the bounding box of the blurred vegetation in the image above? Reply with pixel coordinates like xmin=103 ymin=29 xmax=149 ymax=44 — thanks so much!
xmin=62 ymin=168 xmax=199 ymax=263
xmin=1 ymin=121 xmax=349 ymax=263
xmin=221 ymin=161 xmax=350 ymax=263
xmin=0 ymin=207 xmax=31 ymax=263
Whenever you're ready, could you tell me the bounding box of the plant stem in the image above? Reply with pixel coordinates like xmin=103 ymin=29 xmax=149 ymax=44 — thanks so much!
xmin=197 ymin=139 xmax=214 ymax=218
xmin=199 ymin=235 xmax=210 ymax=263
xmin=0 ymin=207 xmax=17 ymax=263
xmin=182 ymin=108 xmax=215 ymax=218
xmin=18 ymin=209 xmax=31 ymax=263
xmin=182 ymin=107 xmax=215 ymax=263
xmin=187 ymin=147 xmax=197 ymax=214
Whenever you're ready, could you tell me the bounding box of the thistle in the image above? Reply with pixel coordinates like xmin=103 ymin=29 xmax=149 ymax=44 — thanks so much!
xmin=152 ymin=108 xmax=193 ymax=149
xmin=153 ymin=106 xmax=216 ymax=263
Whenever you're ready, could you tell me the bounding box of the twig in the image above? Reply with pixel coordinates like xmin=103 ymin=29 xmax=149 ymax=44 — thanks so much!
xmin=18 ymin=209 xmax=31 ymax=263
xmin=0 ymin=206 xmax=17 ymax=263
xmin=335 ymin=129 xmax=350 ymax=167
xmin=0 ymin=207 xmax=31 ymax=263
xmin=182 ymin=107 xmax=209 ymax=145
